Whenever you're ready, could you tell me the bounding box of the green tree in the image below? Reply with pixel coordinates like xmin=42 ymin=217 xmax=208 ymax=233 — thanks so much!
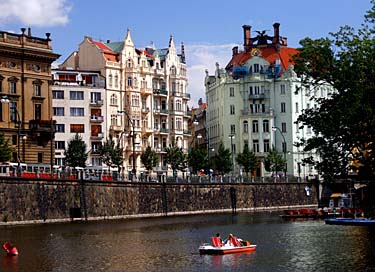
xmin=141 ymin=146 xmax=159 ymax=172
xmin=0 ymin=133 xmax=12 ymax=163
xmin=264 ymin=147 xmax=285 ymax=176
xmin=236 ymin=144 xmax=258 ymax=177
xmin=100 ymin=134 xmax=123 ymax=170
xmin=65 ymin=133 xmax=88 ymax=169
xmin=212 ymin=142 xmax=232 ymax=175
xmin=188 ymin=144 xmax=207 ymax=175
xmin=293 ymin=2 xmax=375 ymax=181
xmin=164 ymin=141 xmax=187 ymax=177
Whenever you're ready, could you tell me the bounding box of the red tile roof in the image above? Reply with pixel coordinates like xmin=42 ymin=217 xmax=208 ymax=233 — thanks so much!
xmin=226 ymin=46 xmax=298 ymax=71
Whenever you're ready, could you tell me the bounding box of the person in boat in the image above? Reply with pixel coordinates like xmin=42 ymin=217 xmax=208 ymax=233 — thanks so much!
xmin=216 ymin=233 xmax=223 ymax=244
xmin=224 ymin=233 xmax=242 ymax=247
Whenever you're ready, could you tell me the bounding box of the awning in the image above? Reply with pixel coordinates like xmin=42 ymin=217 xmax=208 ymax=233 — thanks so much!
xmin=330 ymin=193 xmax=342 ymax=198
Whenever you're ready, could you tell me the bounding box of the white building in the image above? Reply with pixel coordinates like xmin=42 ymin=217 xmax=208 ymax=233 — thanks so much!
xmin=52 ymin=70 xmax=106 ymax=168
xmin=205 ymin=23 xmax=330 ymax=180
xmin=59 ymin=29 xmax=191 ymax=178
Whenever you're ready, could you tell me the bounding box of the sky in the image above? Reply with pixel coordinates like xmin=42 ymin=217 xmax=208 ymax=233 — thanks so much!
xmin=0 ymin=0 xmax=371 ymax=106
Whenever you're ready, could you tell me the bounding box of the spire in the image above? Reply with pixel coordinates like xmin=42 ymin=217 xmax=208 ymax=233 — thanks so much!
xmin=124 ymin=28 xmax=134 ymax=47
xmin=169 ymin=35 xmax=175 ymax=49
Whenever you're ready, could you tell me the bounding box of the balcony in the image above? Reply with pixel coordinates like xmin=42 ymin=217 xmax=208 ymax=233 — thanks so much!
xmin=159 ymin=128 xmax=169 ymax=134
xmin=141 ymin=107 xmax=150 ymax=114
xmin=183 ymin=129 xmax=192 ymax=135
xmin=141 ymin=127 xmax=153 ymax=134
xmin=153 ymin=89 xmax=168 ymax=96
xmin=141 ymin=88 xmax=152 ymax=96
xmin=29 ymin=119 xmax=55 ymax=132
xmin=110 ymin=125 xmax=123 ymax=132
xmin=248 ymin=93 xmax=265 ymax=100
xmin=90 ymin=115 xmax=104 ymax=123
xmin=91 ymin=132 xmax=104 ymax=139
xmin=182 ymin=93 xmax=191 ymax=100
xmin=90 ymin=100 xmax=104 ymax=107
xmin=241 ymin=109 xmax=274 ymax=117
xmin=184 ymin=111 xmax=192 ymax=117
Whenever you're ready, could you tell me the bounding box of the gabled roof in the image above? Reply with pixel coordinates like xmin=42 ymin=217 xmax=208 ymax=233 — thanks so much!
xmin=226 ymin=46 xmax=298 ymax=71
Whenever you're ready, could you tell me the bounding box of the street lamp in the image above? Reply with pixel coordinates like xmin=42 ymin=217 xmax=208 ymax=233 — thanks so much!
xmin=1 ymin=96 xmax=21 ymax=174
xmin=118 ymin=110 xmax=136 ymax=180
xmin=228 ymin=134 xmax=235 ymax=177
xmin=272 ymin=126 xmax=286 ymax=178
xmin=193 ymin=119 xmax=214 ymax=178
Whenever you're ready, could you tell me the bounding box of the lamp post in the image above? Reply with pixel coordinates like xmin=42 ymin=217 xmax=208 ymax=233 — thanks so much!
xmin=272 ymin=126 xmax=286 ymax=178
xmin=118 ymin=110 xmax=136 ymax=180
xmin=1 ymin=97 xmax=21 ymax=174
xmin=193 ymin=119 xmax=214 ymax=179
xmin=228 ymin=134 xmax=235 ymax=177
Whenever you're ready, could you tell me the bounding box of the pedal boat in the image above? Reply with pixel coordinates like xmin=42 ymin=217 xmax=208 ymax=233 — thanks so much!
xmin=3 ymin=242 xmax=18 ymax=256
xmin=199 ymin=243 xmax=257 ymax=255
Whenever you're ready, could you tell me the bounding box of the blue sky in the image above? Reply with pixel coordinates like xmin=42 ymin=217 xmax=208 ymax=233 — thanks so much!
xmin=0 ymin=0 xmax=371 ymax=106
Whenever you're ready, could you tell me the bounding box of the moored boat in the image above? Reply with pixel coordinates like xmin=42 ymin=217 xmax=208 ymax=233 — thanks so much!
xmin=3 ymin=242 xmax=18 ymax=256
xmin=325 ymin=218 xmax=375 ymax=226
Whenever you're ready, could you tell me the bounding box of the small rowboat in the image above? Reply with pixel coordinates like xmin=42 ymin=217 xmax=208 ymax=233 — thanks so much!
xmin=325 ymin=218 xmax=375 ymax=226
xmin=3 ymin=242 xmax=18 ymax=256
xmin=199 ymin=244 xmax=257 ymax=255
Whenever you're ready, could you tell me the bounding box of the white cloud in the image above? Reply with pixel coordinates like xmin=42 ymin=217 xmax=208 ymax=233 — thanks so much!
xmin=0 ymin=0 xmax=72 ymax=26
xmin=185 ymin=43 xmax=238 ymax=107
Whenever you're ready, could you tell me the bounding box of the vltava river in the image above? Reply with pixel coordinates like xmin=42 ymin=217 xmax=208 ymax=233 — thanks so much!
xmin=1 ymin=212 xmax=375 ymax=272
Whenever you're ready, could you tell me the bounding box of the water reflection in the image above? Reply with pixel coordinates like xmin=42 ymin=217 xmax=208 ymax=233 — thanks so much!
xmin=1 ymin=213 xmax=375 ymax=271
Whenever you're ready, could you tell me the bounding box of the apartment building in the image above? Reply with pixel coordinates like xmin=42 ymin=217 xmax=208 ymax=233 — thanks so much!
xmin=205 ymin=23 xmax=331 ymax=179
xmin=59 ymin=29 xmax=191 ymax=176
xmin=0 ymin=28 xmax=59 ymax=165
xmin=51 ymin=69 xmax=106 ymax=168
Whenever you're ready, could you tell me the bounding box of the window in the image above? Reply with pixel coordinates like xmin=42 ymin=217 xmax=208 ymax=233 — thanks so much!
xmin=229 ymin=87 xmax=234 ymax=97
xmin=53 ymin=107 xmax=64 ymax=116
xmin=252 ymin=120 xmax=259 ymax=133
xmin=254 ymin=64 xmax=259 ymax=73
xmin=70 ymin=91 xmax=84 ymax=100
xmin=12 ymin=135 xmax=17 ymax=145
xmin=55 ymin=124 xmax=65 ymax=133
xmin=53 ymin=90 xmax=64 ymax=99
xmin=176 ymin=118 xmax=182 ymax=130
xmin=114 ymin=75 xmax=118 ymax=88
xmin=264 ymin=140 xmax=270 ymax=153
xmin=281 ymin=102 xmax=286 ymax=113
xmin=280 ymin=84 xmax=286 ymax=95
xmin=253 ymin=140 xmax=259 ymax=152
xmin=90 ymin=92 xmax=101 ymax=103
xmin=34 ymin=104 xmax=41 ymax=120
xmin=127 ymin=77 xmax=132 ymax=87
xmin=70 ymin=107 xmax=84 ymax=116
xmin=243 ymin=120 xmax=248 ymax=133
xmin=10 ymin=102 xmax=17 ymax=122
xmin=131 ymin=95 xmax=139 ymax=107
xmin=110 ymin=94 xmax=118 ymax=105
xmin=176 ymin=100 xmax=182 ymax=111
xmin=55 ymin=141 xmax=65 ymax=149
xmin=9 ymin=81 xmax=16 ymax=94
xmin=230 ymin=124 xmax=236 ymax=135
xmin=281 ymin=122 xmax=287 ymax=132
xmin=282 ymin=142 xmax=287 ymax=153
xmin=34 ymin=84 xmax=41 ymax=96
xmin=230 ymin=105 xmax=235 ymax=115
xmin=108 ymin=74 xmax=113 ymax=88
xmin=37 ymin=152 xmax=43 ymax=163
xmin=70 ymin=124 xmax=84 ymax=133
xmin=263 ymin=120 xmax=269 ymax=132
xmin=111 ymin=115 xmax=117 ymax=126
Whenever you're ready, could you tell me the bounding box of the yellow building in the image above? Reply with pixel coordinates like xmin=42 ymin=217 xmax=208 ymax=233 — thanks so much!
xmin=0 ymin=28 xmax=60 ymax=164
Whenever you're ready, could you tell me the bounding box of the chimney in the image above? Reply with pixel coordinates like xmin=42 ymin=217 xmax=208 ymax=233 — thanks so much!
xmin=232 ymin=46 xmax=238 ymax=56
xmin=273 ymin=23 xmax=280 ymax=44
xmin=181 ymin=42 xmax=186 ymax=63
xmin=242 ymin=25 xmax=251 ymax=52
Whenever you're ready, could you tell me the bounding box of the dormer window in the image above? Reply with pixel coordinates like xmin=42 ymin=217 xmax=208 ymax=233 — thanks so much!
xmin=254 ymin=64 xmax=260 ymax=73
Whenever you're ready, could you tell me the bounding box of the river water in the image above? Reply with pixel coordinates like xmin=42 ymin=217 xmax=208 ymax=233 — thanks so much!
xmin=1 ymin=212 xmax=375 ymax=272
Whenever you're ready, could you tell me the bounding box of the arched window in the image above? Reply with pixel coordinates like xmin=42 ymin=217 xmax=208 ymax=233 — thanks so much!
xmin=110 ymin=94 xmax=118 ymax=105
xmin=111 ymin=115 xmax=117 ymax=126
xmin=243 ymin=120 xmax=248 ymax=133
xmin=263 ymin=120 xmax=269 ymax=132
xmin=252 ymin=120 xmax=259 ymax=133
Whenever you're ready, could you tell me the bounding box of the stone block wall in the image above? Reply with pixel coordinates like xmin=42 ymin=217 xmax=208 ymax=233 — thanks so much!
xmin=0 ymin=178 xmax=317 ymax=223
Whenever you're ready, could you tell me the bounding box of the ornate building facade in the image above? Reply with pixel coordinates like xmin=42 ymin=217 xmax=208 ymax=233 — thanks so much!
xmin=60 ymin=30 xmax=191 ymax=177
xmin=0 ymin=28 xmax=59 ymax=165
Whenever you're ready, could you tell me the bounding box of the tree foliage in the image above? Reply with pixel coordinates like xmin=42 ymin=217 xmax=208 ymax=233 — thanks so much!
xmin=188 ymin=144 xmax=207 ymax=175
xmin=65 ymin=133 xmax=88 ymax=168
xmin=293 ymin=2 xmax=375 ymax=181
xmin=164 ymin=141 xmax=187 ymax=176
xmin=100 ymin=134 xmax=123 ymax=169
xmin=141 ymin=146 xmax=159 ymax=171
xmin=212 ymin=141 xmax=232 ymax=175
xmin=0 ymin=133 xmax=12 ymax=163
xmin=264 ymin=147 xmax=285 ymax=175
xmin=236 ymin=144 xmax=258 ymax=177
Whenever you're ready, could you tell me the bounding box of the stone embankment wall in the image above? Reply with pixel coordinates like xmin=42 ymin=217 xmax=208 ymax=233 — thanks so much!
xmin=0 ymin=178 xmax=317 ymax=224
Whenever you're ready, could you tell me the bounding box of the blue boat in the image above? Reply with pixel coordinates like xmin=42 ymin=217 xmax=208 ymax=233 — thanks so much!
xmin=325 ymin=218 xmax=375 ymax=226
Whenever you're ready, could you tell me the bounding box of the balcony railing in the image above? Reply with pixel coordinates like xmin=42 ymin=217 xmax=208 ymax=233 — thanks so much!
xmin=90 ymin=115 xmax=104 ymax=122
xmin=159 ymin=128 xmax=169 ymax=133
